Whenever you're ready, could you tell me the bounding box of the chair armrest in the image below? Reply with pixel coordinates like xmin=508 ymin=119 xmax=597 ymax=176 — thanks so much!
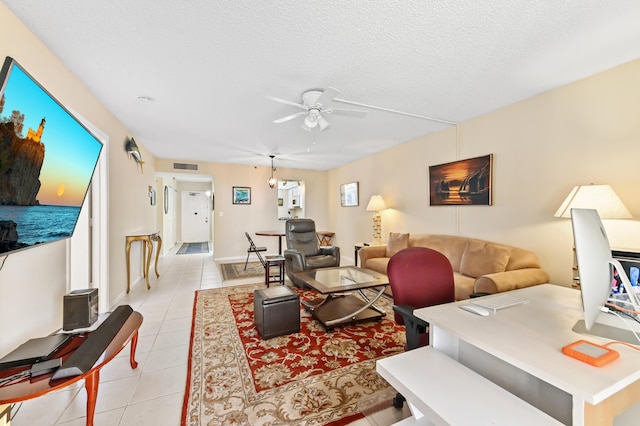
xmin=359 ymin=245 xmax=387 ymax=267
xmin=474 ymin=268 xmax=550 ymax=294
xmin=284 ymin=249 xmax=307 ymax=271
xmin=393 ymin=304 xmax=429 ymax=350
xmin=319 ymin=246 xmax=340 ymax=264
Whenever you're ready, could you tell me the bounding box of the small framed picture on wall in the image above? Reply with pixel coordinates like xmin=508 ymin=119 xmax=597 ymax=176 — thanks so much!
xmin=340 ymin=182 xmax=359 ymax=207
xmin=233 ymin=186 xmax=251 ymax=204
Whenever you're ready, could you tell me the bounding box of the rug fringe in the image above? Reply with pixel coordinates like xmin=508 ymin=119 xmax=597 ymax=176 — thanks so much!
xmin=324 ymin=412 xmax=364 ymax=426
xmin=180 ymin=290 xmax=199 ymax=426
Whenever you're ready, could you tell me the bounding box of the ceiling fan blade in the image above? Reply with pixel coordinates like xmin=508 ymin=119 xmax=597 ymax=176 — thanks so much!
xmin=273 ymin=111 xmax=307 ymax=123
xmin=325 ymin=108 xmax=367 ymax=118
xmin=315 ymin=86 xmax=340 ymax=108
xmin=267 ymin=95 xmax=308 ymax=110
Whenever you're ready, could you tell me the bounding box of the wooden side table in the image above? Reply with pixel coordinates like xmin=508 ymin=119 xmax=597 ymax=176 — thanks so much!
xmin=125 ymin=231 xmax=162 ymax=293
xmin=265 ymin=255 xmax=285 ymax=287
xmin=316 ymin=231 xmax=335 ymax=246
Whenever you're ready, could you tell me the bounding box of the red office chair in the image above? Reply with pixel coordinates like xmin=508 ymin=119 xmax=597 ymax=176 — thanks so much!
xmin=387 ymin=246 xmax=455 ymax=407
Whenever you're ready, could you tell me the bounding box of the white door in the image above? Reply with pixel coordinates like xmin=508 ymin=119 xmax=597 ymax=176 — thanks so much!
xmin=181 ymin=191 xmax=210 ymax=242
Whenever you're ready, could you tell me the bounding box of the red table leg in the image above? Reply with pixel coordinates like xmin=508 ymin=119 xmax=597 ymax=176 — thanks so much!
xmin=84 ymin=369 xmax=100 ymax=426
xmin=130 ymin=332 xmax=139 ymax=369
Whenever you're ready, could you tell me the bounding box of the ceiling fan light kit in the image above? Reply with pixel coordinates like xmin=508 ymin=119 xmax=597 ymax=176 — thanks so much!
xmin=304 ymin=109 xmax=319 ymax=127
xmin=269 ymin=87 xmax=367 ymax=132
xmin=269 ymin=86 xmax=457 ymax=132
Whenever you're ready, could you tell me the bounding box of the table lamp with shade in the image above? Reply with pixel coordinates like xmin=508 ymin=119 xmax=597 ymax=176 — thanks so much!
xmin=554 ymin=184 xmax=632 ymax=219
xmin=366 ymin=195 xmax=387 ymax=245
xmin=554 ymin=184 xmax=632 ymax=289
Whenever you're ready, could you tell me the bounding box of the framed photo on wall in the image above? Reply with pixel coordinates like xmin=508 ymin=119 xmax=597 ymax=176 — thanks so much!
xmin=340 ymin=182 xmax=359 ymax=207
xmin=232 ymin=186 xmax=251 ymax=204
xmin=429 ymin=154 xmax=493 ymax=206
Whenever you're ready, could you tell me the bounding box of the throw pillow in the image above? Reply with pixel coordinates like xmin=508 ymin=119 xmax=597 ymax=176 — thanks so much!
xmin=386 ymin=232 xmax=410 ymax=257
xmin=460 ymin=239 xmax=511 ymax=277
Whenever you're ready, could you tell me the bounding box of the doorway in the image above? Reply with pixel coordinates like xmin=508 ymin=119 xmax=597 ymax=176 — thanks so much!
xmin=181 ymin=191 xmax=211 ymax=242
xmin=68 ymin=109 xmax=108 ymax=312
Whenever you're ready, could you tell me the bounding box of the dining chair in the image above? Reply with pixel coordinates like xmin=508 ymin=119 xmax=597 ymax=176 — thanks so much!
xmin=244 ymin=232 xmax=267 ymax=270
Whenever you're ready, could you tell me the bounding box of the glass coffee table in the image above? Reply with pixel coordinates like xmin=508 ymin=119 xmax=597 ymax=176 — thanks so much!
xmin=292 ymin=266 xmax=389 ymax=331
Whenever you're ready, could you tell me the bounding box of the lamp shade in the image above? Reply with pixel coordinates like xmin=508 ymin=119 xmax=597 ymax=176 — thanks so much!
xmin=366 ymin=195 xmax=387 ymax=212
xmin=304 ymin=111 xmax=319 ymax=128
xmin=554 ymin=184 xmax=632 ymax=219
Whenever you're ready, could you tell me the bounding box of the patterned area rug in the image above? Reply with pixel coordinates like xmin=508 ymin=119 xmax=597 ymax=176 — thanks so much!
xmin=181 ymin=284 xmax=406 ymax=426
xmin=178 ymin=242 xmax=209 ymax=254
xmin=220 ymin=261 xmax=264 ymax=280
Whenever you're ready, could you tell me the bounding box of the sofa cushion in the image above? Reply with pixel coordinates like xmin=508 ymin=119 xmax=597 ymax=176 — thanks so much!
xmin=460 ymin=239 xmax=511 ymax=278
xmin=364 ymin=257 xmax=390 ymax=275
xmin=386 ymin=232 xmax=409 ymax=257
xmin=410 ymin=234 xmax=467 ymax=272
xmin=505 ymin=247 xmax=542 ymax=271
xmin=453 ymin=272 xmax=476 ymax=301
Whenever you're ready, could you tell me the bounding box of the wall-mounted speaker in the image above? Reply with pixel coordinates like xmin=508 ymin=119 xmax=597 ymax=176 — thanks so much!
xmin=63 ymin=288 xmax=98 ymax=331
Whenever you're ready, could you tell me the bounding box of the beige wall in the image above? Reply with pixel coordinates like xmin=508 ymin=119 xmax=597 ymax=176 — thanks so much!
xmin=2 ymin=1 xmax=639 ymax=358
xmin=154 ymin=159 xmax=328 ymax=258
xmin=328 ymin=58 xmax=640 ymax=286
xmin=0 ymin=3 xmax=157 ymax=356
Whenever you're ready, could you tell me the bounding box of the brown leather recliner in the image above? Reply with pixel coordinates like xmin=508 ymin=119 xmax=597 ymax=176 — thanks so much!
xmin=283 ymin=219 xmax=340 ymax=288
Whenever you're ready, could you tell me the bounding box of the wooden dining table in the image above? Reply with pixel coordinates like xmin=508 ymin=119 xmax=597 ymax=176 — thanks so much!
xmin=255 ymin=230 xmax=285 ymax=255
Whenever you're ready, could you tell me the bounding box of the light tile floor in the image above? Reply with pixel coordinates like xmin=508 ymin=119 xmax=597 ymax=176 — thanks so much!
xmin=10 ymin=243 xmax=264 ymax=426
xmin=9 ymin=248 xmax=403 ymax=426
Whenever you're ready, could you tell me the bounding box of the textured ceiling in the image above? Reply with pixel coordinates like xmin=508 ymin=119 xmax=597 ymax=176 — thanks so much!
xmin=3 ymin=1 xmax=640 ymax=171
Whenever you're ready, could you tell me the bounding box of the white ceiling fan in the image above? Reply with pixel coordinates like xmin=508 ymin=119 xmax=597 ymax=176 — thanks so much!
xmin=268 ymin=87 xmax=367 ymax=131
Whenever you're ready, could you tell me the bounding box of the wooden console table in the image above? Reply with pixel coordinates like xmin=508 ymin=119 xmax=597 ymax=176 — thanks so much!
xmin=0 ymin=311 xmax=143 ymax=426
xmin=125 ymin=231 xmax=162 ymax=293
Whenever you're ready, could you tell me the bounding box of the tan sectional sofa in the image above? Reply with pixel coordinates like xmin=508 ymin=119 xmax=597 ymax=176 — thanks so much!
xmin=359 ymin=233 xmax=549 ymax=300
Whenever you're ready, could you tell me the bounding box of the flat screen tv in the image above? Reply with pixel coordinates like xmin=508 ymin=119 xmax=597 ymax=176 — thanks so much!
xmin=0 ymin=56 xmax=103 ymax=255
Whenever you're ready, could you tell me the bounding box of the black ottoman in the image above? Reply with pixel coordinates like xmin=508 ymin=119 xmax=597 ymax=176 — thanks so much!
xmin=254 ymin=286 xmax=300 ymax=339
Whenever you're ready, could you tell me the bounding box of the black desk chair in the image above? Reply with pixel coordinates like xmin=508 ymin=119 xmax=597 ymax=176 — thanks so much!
xmin=244 ymin=232 xmax=267 ymax=270
xmin=388 ymin=247 xmax=455 ymax=408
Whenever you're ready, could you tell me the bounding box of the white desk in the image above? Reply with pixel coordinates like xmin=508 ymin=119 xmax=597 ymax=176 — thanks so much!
xmin=406 ymin=284 xmax=640 ymax=425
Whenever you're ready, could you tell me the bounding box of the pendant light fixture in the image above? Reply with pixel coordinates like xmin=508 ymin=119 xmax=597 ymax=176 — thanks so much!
xmin=268 ymin=155 xmax=277 ymax=188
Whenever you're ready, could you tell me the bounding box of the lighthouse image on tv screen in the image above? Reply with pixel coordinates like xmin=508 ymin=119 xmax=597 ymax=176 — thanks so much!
xmin=0 ymin=57 xmax=103 ymax=255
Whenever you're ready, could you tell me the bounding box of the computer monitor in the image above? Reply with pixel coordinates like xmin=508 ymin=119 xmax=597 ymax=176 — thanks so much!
xmin=570 ymin=208 xmax=640 ymax=343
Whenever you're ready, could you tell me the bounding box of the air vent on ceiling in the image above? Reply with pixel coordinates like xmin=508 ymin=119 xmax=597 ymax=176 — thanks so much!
xmin=173 ymin=162 xmax=198 ymax=171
